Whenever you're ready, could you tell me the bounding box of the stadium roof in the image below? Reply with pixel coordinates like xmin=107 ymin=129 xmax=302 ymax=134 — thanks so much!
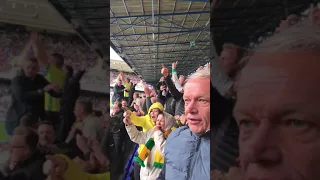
xmin=110 ymin=47 xmax=133 ymax=73
xmin=110 ymin=0 xmax=210 ymax=85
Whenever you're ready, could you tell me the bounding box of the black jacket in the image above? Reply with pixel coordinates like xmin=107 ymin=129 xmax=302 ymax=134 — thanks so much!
xmin=113 ymin=84 xmax=125 ymax=102
xmin=6 ymin=72 xmax=61 ymax=135
xmin=211 ymin=85 xmax=239 ymax=172
xmin=110 ymin=110 xmax=125 ymax=133
xmin=60 ymin=70 xmax=85 ymax=116
xmin=5 ymin=151 xmax=47 ymax=180
xmin=164 ymin=75 xmax=184 ymax=116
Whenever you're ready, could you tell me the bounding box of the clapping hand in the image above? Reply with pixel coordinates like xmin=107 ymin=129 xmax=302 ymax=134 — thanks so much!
xmin=44 ymin=84 xmax=59 ymax=92
xmin=43 ymin=155 xmax=67 ymax=180
xmin=123 ymin=111 xmax=132 ymax=125
xmin=123 ymin=117 xmax=132 ymax=126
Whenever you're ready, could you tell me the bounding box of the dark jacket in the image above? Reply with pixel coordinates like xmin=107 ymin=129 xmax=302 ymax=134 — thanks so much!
xmin=101 ymin=127 xmax=111 ymax=160
xmin=5 ymin=151 xmax=47 ymax=180
xmin=128 ymin=83 xmax=136 ymax=106
xmin=110 ymin=110 xmax=125 ymax=134
xmin=113 ymin=84 xmax=125 ymax=103
xmin=157 ymin=89 xmax=171 ymax=106
xmin=6 ymin=71 xmax=61 ymax=135
xmin=211 ymin=84 xmax=239 ymax=172
xmin=60 ymin=70 xmax=85 ymax=116
xmin=164 ymin=75 xmax=184 ymax=116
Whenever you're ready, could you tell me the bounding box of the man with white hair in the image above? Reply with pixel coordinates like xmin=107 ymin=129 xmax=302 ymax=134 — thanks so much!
xmin=157 ymin=69 xmax=210 ymax=180
xmin=233 ymin=19 xmax=320 ymax=179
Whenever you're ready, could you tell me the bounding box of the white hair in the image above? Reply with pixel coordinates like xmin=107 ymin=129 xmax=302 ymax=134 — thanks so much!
xmin=187 ymin=69 xmax=210 ymax=81
xmin=183 ymin=69 xmax=210 ymax=88
xmin=255 ymin=21 xmax=320 ymax=53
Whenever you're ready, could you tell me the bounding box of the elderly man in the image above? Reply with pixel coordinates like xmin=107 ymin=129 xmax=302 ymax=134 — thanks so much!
xmin=233 ymin=21 xmax=320 ymax=179
xmin=158 ymin=68 xmax=210 ymax=180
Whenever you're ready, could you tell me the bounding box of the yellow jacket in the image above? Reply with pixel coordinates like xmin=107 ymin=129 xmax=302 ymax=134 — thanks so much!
xmin=129 ymin=102 xmax=164 ymax=132
xmin=55 ymin=154 xmax=110 ymax=180
xmin=128 ymin=102 xmax=176 ymax=154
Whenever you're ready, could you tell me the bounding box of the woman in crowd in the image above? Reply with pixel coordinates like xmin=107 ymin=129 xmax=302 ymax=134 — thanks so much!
xmin=123 ymin=113 xmax=174 ymax=180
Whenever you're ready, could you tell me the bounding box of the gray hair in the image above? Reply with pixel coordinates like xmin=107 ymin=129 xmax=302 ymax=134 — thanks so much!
xmin=184 ymin=69 xmax=210 ymax=86
xmin=254 ymin=21 xmax=320 ymax=53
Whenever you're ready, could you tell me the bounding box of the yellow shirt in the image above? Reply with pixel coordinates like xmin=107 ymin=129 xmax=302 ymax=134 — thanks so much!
xmin=44 ymin=64 xmax=65 ymax=112
xmin=124 ymin=82 xmax=130 ymax=97
xmin=55 ymin=154 xmax=110 ymax=180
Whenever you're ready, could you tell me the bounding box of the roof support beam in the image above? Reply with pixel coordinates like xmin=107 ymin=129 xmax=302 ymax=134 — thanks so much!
xmin=117 ymin=41 xmax=209 ymax=48
xmin=110 ymin=11 xmax=210 ymax=19
xmin=125 ymin=48 xmax=209 ymax=55
xmin=111 ymin=29 xmax=205 ymax=37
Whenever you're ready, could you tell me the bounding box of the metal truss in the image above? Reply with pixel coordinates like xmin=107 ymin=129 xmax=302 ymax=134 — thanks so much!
xmin=110 ymin=1 xmax=210 ymax=83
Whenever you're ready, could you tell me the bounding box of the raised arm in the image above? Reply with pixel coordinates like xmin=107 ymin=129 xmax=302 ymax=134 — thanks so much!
xmin=30 ymin=32 xmax=49 ymax=68
xmin=161 ymin=64 xmax=182 ymax=100
xmin=125 ymin=124 xmax=149 ymax=144
xmin=125 ymin=110 xmax=147 ymax=127
xmin=123 ymin=117 xmax=150 ymax=144
xmin=171 ymin=61 xmax=183 ymax=91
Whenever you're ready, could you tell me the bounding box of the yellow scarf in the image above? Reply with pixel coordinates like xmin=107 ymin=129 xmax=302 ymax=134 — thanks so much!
xmin=134 ymin=129 xmax=171 ymax=168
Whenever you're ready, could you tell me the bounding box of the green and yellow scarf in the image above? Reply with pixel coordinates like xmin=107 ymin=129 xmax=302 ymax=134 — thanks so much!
xmin=134 ymin=129 xmax=171 ymax=168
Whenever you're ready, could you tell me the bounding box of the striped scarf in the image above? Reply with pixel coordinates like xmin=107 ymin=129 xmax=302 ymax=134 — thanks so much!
xmin=134 ymin=129 xmax=171 ymax=168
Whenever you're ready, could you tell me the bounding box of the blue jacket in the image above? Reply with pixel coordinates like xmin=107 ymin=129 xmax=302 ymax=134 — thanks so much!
xmin=158 ymin=126 xmax=210 ymax=180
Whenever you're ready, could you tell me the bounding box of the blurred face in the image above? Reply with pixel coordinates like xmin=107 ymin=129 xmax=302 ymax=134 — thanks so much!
xmin=23 ymin=61 xmax=39 ymax=78
xmin=113 ymin=104 xmax=120 ymax=114
xmin=313 ymin=8 xmax=320 ymax=25
xmin=220 ymin=47 xmax=238 ymax=75
xmin=121 ymin=100 xmax=128 ymax=108
xmin=150 ymin=109 xmax=160 ymax=121
xmin=9 ymin=135 xmax=29 ymax=163
xmin=184 ymin=77 xmax=210 ymax=135
xmin=179 ymin=75 xmax=185 ymax=85
xmin=151 ymin=97 xmax=157 ymax=103
xmin=234 ymin=51 xmax=320 ymax=180
xmin=74 ymin=103 xmax=84 ymax=119
xmin=37 ymin=124 xmax=55 ymax=146
xmin=156 ymin=114 xmax=165 ymax=131
xmin=117 ymin=80 xmax=122 ymax=86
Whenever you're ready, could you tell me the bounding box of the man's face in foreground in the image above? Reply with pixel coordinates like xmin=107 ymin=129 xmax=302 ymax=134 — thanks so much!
xmin=184 ymin=77 xmax=210 ymax=135
xmin=234 ymin=51 xmax=320 ymax=180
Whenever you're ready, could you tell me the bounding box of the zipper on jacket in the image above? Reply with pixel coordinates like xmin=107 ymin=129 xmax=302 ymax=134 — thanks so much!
xmin=187 ymin=136 xmax=201 ymax=179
